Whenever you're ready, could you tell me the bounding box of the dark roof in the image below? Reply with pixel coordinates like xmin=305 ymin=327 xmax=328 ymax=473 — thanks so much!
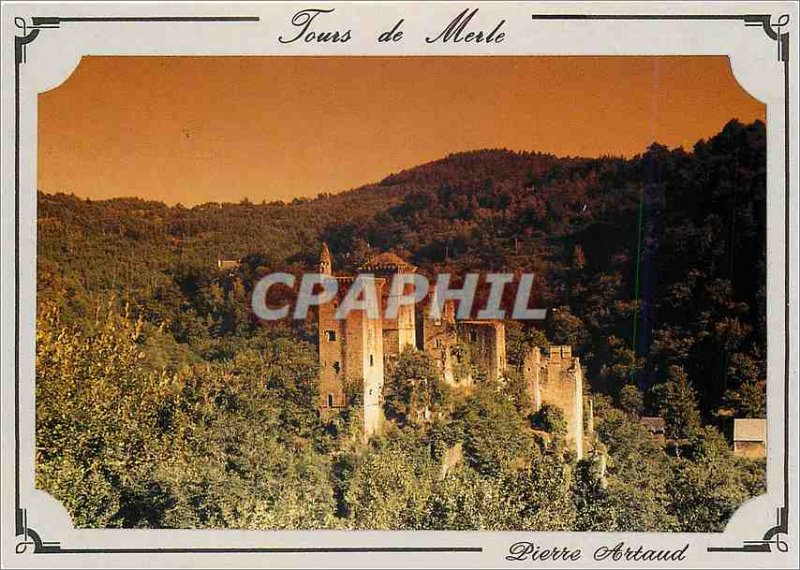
xmin=359 ymin=252 xmax=416 ymax=272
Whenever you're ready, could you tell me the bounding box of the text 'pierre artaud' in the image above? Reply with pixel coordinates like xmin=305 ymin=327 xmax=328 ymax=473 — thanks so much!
xmin=506 ymin=541 xmax=690 ymax=563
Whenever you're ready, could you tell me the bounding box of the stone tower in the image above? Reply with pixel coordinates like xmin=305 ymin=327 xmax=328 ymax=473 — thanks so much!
xmin=423 ymin=297 xmax=458 ymax=384
xmin=523 ymin=345 xmax=584 ymax=459
xmin=317 ymin=244 xmax=385 ymax=439
xmin=359 ymin=252 xmax=417 ymax=359
xmin=319 ymin=241 xmax=332 ymax=275
xmin=422 ymin=294 xmax=506 ymax=386
xmin=457 ymin=320 xmax=507 ymax=383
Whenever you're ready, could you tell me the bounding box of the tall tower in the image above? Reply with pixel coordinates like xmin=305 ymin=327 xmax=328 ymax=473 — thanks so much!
xmin=457 ymin=320 xmax=506 ymax=383
xmin=359 ymin=252 xmax=417 ymax=358
xmin=523 ymin=345 xmax=584 ymax=459
xmin=317 ymin=244 xmax=385 ymax=440
xmin=423 ymin=295 xmax=458 ymax=384
xmin=319 ymin=241 xmax=332 ymax=275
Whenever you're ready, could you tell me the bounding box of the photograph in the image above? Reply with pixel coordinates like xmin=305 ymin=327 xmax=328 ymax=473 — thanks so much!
xmin=34 ymin=54 xmax=770 ymax=533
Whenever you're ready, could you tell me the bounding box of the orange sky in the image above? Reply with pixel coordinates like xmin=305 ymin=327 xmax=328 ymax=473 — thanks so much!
xmin=38 ymin=56 xmax=764 ymax=205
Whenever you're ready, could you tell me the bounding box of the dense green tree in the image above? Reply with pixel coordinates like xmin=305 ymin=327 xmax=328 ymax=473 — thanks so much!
xmin=503 ymin=456 xmax=577 ymax=530
xmin=600 ymin=335 xmax=642 ymax=387
xmin=591 ymin=405 xmax=677 ymax=531
xmin=723 ymin=379 xmax=767 ymax=418
xmin=546 ymin=306 xmax=589 ymax=349
xmin=652 ymin=365 xmax=702 ymax=441
xmin=36 ymin=303 xmax=173 ymax=527
xmin=531 ymin=403 xmax=568 ymax=448
xmin=344 ymin=430 xmax=437 ymax=529
xmin=383 ymin=351 xmax=451 ymax=424
xmin=505 ymin=321 xmax=548 ymax=368
xmin=502 ymin=368 xmax=533 ymax=414
xmin=667 ymin=428 xmax=762 ymax=532
xmin=422 ymin=466 xmax=507 ymax=530
xmin=618 ymin=384 xmax=644 ymax=417
xmin=453 ymin=387 xmax=536 ymax=477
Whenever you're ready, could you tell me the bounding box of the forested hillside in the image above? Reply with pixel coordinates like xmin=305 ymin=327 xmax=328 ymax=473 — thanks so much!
xmin=36 ymin=119 xmax=767 ymax=530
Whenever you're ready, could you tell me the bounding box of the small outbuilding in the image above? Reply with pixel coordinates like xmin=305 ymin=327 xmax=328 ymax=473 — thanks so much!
xmin=640 ymin=416 xmax=666 ymax=443
xmin=733 ymin=418 xmax=767 ymax=458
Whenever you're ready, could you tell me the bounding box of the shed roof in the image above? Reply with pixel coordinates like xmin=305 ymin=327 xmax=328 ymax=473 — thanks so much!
xmin=640 ymin=417 xmax=666 ymax=433
xmin=733 ymin=418 xmax=767 ymax=442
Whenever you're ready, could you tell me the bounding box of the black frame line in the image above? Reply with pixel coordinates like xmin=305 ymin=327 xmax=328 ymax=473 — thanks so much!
xmin=10 ymin=10 xmax=792 ymax=559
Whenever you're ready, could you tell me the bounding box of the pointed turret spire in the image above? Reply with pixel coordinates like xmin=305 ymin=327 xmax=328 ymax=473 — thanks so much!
xmin=319 ymin=241 xmax=332 ymax=275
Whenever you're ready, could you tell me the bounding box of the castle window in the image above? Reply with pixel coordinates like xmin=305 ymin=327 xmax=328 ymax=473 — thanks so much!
xmin=327 ymin=394 xmax=334 ymax=408
xmin=469 ymin=328 xmax=478 ymax=342
xmin=369 ymin=354 xmax=374 ymax=367
xmin=434 ymin=339 xmax=442 ymax=348
xmin=333 ymin=361 xmax=341 ymax=374
xmin=325 ymin=330 xmax=336 ymax=342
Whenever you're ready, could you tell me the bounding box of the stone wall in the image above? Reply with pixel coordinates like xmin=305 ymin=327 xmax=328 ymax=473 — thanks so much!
xmin=458 ymin=321 xmax=506 ymax=383
xmin=318 ymin=276 xmax=385 ymax=439
xmin=359 ymin=306 xmax=385 ymax=439
xmin=318 ymin=283 xmax=347 ymax=411
xmin=422 ymin=300 xmax=458 ymax=385
xmin=382 ymin=301 xmax=416 ymax=358
xmin=733 ymin=440 xmax=766 ymax=459
xmin=523 ymin=345 xmax=584 ymax=459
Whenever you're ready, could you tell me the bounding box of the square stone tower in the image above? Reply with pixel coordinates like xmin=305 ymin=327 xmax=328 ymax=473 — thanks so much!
xmin=422 ymin=298 xmax=458 ymax=384
xmin=317 ymin=244 xmax=385 ymax=439
xmin=457 ymin=320 xmax=507 ymax=383
xmin=359 ymin=252 xmax=417 ymax=358
xmin=523 ymin=345 xmax=584 ymax=459
xmin=422 ymin=295 xmax=506 ymax=386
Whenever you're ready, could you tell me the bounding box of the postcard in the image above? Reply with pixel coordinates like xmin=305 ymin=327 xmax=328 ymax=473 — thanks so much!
xmin=1 ymin=1 xmax=798 ymax=568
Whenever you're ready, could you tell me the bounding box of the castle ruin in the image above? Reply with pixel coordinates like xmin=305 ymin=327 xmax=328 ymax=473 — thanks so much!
xmin=523 ymin=345 xmax=585 ymax=459
xmin=316 ymin=244 xmax=584 ymax=457
xmin=421 ymin=297 xmax=506 ymax=385
xmin=421 ymin=297 xmax=459 ymax=384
